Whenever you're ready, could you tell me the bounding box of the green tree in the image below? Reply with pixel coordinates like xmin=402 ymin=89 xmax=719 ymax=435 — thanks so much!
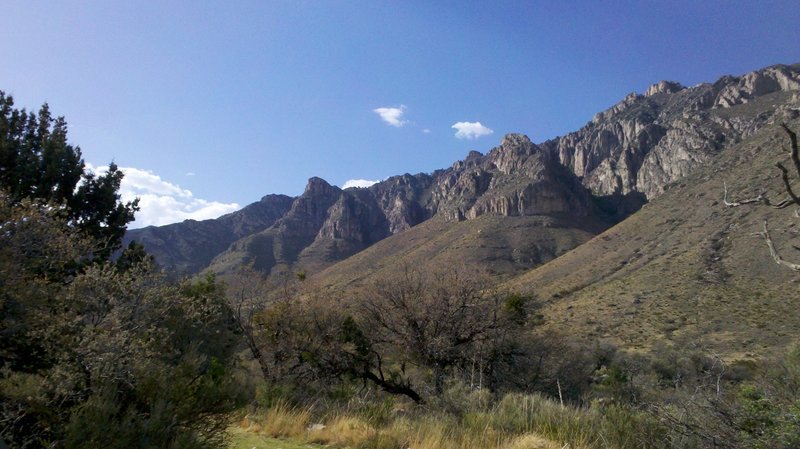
xmin=0 ymin=91 xmax=137 ymax=259
xmin=0 ymin=195 xmax=244 ymax=448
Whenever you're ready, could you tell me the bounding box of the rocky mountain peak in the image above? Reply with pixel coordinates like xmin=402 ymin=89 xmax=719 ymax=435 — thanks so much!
xmin=500 ymin=133 xmax=534 ymax=149
xmin=292 ymin=177 xmax=341 ymax=221
xmin=429 ymin=132 xmax=593 ymax=222
xmin=123 ymin=192 xmax=293 ymax=276
xmin=466 ymin=150 xmax=483 ymax=160
xmin=645 ymin=80 xmax=685 ymax=97
xmin=591 ymin=92 xmax=645 ymax=124
xmin=127 ymin=61 xmax=800 ymax=282
xmin=488 ymin=133 xmax=540 ymax=175
xmin=368 ymin=173 xmax=433 ymax=233
xmin=303 ymin=176 xmax=337 ymax=196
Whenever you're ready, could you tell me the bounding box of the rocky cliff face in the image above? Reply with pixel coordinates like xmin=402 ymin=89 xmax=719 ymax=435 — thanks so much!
xmin=546 ymin=63 xmax=800 ymax=200
xmin=430 ymin=133 xmax=594 ymax=221
xmin=206 ymin=136 xmax=599 ymax=278
xmin=208 ymin=177 xmax=343 ymax=276
xmin=367 ymin=173 xmax=433 ymax=233
xmin=543 ymin=64 xmax=800 ymax=199
xmin=126 ymin=62 xmax=800 ymax=279
xmin=209 ymin=176 xmax=432 ymax=277
xmin=713 ymin=65 xmax=800 ymax=108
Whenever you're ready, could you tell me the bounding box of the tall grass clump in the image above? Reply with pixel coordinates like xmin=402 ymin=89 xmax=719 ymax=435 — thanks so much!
xmin=235 ymin=388 xmax=666 ymax=449
xmin=487 ymin=393 xmax=666 ymax=448
xmin=237 ymin=399 xmax=310 ymax=438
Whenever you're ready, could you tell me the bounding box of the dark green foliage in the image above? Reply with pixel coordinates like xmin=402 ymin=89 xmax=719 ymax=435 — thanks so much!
xmin=115 ymin=240 xmax=154 ymax=272
xmin=0 ymin=201 xmax=245 ymax=447
xmin=340 ymin=315 xmax=370 ymax=360
xmin=591 ymin=365 xmax=636 ymax=404
xmin=730 ymin=345 xmax=800 ymax=449
xmin=71 ymin=162 xmax=137 ymax=259
xmin=503 ymin=293 xmax=533 ymax=325
xmin=0 ymin=96 xmax=82 ymax=204
xmin=0 ymin=91 xmax=137 ymax=259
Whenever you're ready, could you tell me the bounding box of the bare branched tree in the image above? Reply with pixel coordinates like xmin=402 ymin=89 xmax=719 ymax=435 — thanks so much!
xmin=724 ymin=124 xmax=800 ymax=271
xmin=227 ymin=266 xmax=275 ymax=381
xmin=360 ymin=266 xmax=533 ymax=396
xmin=226 ymin=266 xmax=306 ymax=382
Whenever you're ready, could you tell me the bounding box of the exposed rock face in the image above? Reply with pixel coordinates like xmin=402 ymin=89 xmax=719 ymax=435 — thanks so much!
xmin=429 ymin=134 xmax=594 ymax=221
xmin=204 ymin=138 xmax=599 ymax=278
xmin=318 ymin=190 xmax=385 ymax=243
xmin=306 ymin=188 xmax=391 ymax=264
xmin=209 ymin=176 xmax=430 ymax=277
xmin=713 ymin=65 xmax=800 ymax=108
xmin=209 ymin=177 xmax=344 ymax=275
xmin=280 ymin=177 xmax=343 ymax=241
xmin=635 ymin=119 xmax=725 ymax=197
xmin=367 ymin=173 xmax=433 ymax=233
xmin=546 ymin=63 xmax=800 ymax=200
xmin=645 ymin=81 xmax=685 ymax=97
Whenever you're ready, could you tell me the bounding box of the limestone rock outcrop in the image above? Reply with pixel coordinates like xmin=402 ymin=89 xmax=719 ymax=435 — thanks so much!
xmin=713 ymin=65 xmax=800 ymax=108
xmin=645 ymin=80 xmax=685 ymax=97
xmin=426 ymin=133 xmax=594 ymax=221
xmin=547 ymin=63 xmax=800 ymax=201
xmin=367 ymin=173 xmax=433 ymax=233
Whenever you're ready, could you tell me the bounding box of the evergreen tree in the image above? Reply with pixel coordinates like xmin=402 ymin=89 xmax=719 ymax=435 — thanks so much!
xmin=0 ymin=91 xmax=138 ymax=259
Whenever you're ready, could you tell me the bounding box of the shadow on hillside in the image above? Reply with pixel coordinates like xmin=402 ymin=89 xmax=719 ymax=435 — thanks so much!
xmin=593 ymin=191 xmax=647 ymax=221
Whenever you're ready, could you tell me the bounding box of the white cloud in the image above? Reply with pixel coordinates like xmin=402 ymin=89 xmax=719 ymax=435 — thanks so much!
xmin=185 ymin=171 xmax=196 ymax=176
xmin=422 ymin=128 xmax=432 ymax=134
xmin=86 ymin=164 xmax=240 ymax=229
xmin=373 ymin=105 xmax=408 ymax=127
xmin=342 ymin=178 xmax=380 ymax=189
xmin=452 ymin=121 xmax=493 ymax=139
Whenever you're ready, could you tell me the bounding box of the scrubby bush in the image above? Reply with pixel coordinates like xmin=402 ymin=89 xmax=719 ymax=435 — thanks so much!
xmin=0 ymin=195 xmax=246 ymax=448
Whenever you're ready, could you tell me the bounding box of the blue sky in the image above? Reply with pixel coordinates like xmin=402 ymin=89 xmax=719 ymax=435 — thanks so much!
xmin=2 ymin=1 xmax=799 ymax=227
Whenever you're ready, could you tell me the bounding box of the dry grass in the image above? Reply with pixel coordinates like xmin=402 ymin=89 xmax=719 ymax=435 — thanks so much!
xmin=306 ymin=415 xmax=376 ymax=447
xmin=503 ymin=117 xmax=800 ymax=359
xmin=234 ymin=391 xmax=665 ymax=449
xmin=312 ymin=214 xmax=606 ymax=293
xmin=504 ymin=433 xmax=562 ymax=449
xmin=237 ymin=400 xmax=311 ymax=438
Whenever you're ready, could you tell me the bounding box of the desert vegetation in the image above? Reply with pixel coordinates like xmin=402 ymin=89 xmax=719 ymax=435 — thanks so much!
xmin=224 ymin=247 xmax=800 ymax=448
xmin=3 ymin=95 xmax=800 ymax=449
xmin=725 ymin=124 xmax=800 ymax=270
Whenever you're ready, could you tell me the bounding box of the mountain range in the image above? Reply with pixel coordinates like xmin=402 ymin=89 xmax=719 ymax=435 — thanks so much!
xmin=125 ymin=62 xmax=800 ymax=355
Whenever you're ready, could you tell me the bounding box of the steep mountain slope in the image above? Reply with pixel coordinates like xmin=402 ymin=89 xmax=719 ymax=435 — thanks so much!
xmin=210 ymin=133 xmax=607 ymax=279
xmin=122 ymin=194 xmax=293 ymax=276
xmin=504 ymin=116 xmax=800 ymax=358
xmin=208 ymin=177 xmax=394 ymax=278
xmin=311 ymin=213 xmax=608 ymax=291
